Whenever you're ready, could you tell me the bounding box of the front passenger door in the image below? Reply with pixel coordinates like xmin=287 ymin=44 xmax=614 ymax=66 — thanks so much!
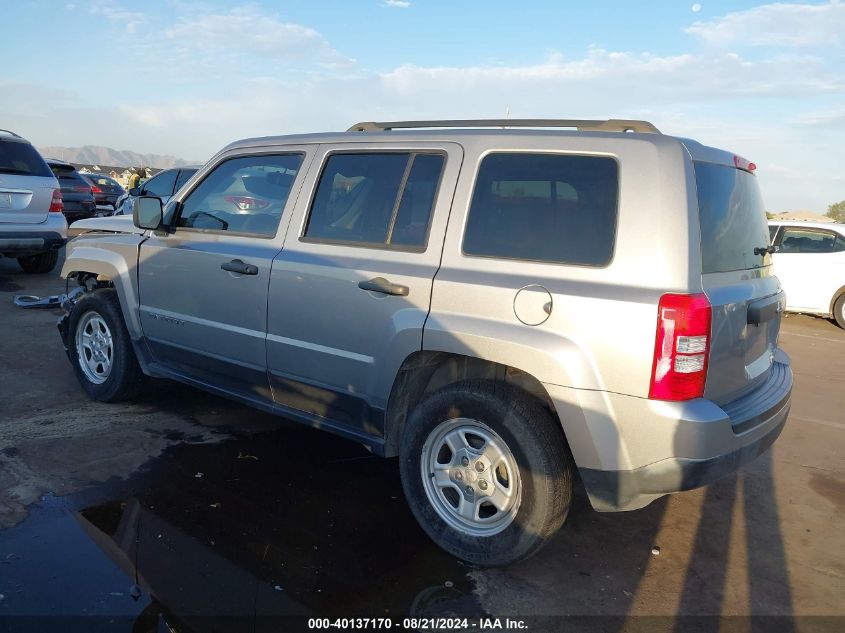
xmin=138 ymin=149 xmax=312 ymax=402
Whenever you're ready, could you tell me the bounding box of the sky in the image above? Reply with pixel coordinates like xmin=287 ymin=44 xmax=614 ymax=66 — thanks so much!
xmin=1 ymin=0 xmax=843 ymax=213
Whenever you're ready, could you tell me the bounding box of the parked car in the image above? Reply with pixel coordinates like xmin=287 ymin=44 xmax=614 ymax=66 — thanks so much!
xmin=769 ymin=221 xmax=845 ymax=328
xmin=113 ymin=166 xmax=199 ymax=216
xmin=58 ymin=119 xmax=792 ymax=566
xmin=0 ymin=129 xmax=66 ymax=273
xmin=81 ymin=173 xmax=125 ymax=216
xmin=46 ymin=159 xmax=96 ymax=223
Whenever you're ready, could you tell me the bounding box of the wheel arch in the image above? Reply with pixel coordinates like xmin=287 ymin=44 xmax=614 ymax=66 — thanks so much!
xmin=829 ymin=284 xmax=845 ymax=314
xmin=383 ymin=351 xmax=563 ymax=458
xmin=61 ymin=244 xmax=142 ymax=340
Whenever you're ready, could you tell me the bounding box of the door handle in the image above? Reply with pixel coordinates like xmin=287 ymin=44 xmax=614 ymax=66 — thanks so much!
xmin=221 ymin=259 xmax=258 ymax=275
xmin=357 ymin=277 xmax=409 ymax=296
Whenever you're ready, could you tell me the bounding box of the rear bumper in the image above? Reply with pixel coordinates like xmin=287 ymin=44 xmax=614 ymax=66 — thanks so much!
xmin=0 ymin=230 xmax=67 ymax=256
xmin=545 ymin=350 xmax=793 ymax=512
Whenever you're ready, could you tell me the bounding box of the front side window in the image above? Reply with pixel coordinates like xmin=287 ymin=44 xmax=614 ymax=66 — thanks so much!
xmin=177 ymin=154 xmax=303 ymax=236
xmin=304 ymin=152 xmax=444 ymax=249
xmin=778 ymin=227 xmax=844 ymax=253
xmin=463 ymin=153 xmax=619 ymax=266
xmin=143 ymin=170 xmax=177 ymax=198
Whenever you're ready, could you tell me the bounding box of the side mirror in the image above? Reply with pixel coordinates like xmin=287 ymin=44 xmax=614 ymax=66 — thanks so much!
xmin=133 ymin=196 xmax=163 ymax=230
xmin=128 ymin=187 xmax=141 ymax=196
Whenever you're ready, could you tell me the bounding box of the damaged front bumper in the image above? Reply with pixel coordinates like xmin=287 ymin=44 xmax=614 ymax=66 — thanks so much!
xmin=57 ymin=286 xmax=86 ymax=351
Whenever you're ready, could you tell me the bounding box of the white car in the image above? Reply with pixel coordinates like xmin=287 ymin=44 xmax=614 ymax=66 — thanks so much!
xmin=769 ymin=221 xmax=845 ymax=328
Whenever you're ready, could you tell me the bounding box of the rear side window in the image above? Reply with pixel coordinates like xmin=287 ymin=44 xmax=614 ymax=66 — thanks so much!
xmin=695 ymin=162 xmax=771 ymax=273
xmin=0 ymin=140 xmax=52 ymax=177
xmin=463 ymin=153 xmax=619 ymax=266
xmin=304 ymin=152 xmax=444 ymax=250
xmin=778 ymin=227 xmax=845 ymax=253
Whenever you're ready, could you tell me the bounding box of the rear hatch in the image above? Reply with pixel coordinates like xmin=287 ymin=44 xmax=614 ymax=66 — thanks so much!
xmin=50 ymin=163 xmax=92 ymax=203
xmin=0 ymin=137 xmax=57 ymax=224
xmin=692 ymin=155 xmax=783 ymax=406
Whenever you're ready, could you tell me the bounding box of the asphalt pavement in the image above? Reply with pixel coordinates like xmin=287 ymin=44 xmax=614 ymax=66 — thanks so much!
xmin=0 ymin=253 xmax=842 ymax=632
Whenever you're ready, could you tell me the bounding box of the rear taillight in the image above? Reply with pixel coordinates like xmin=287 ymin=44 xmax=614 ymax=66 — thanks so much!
xmin=648 ymin=293 xmax=712 ymax=401
xmin=90 ymin=185 xmax=102 ymax=193
xmin=49 ymin=189 xmax=63 ymax=213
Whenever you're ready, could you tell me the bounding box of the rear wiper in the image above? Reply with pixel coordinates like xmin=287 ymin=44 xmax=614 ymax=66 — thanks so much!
xmin=0 ymin=168 xmax=30 ymax=175
xmin=753 ymin=245 xmax=778 ymax=256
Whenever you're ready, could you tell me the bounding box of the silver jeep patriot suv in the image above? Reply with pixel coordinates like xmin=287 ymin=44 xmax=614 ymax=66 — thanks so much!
xmin=58 ymin=119 xmax=792 ymax=566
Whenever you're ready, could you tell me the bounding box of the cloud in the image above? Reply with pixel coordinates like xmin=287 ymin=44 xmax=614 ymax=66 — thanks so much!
xmin=164 ymin=7 xmax=353 ymax=67
xmin=87 ymin=1 xmax=145 ymax=34
xmin=686 ymin=1 xmax=845 ymax=47
xmin=379 ymin=50 xmax=843 ymax=100
xmin=383 ymin=0 xmax=411 ymax=7
xmin=692 ymin=3 xmax=702 ymax=12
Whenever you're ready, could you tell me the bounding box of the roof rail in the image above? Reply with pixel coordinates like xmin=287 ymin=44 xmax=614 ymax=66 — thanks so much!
xmin=347 ymin=119 xmax=661 ymax=134
xmin=0 ymin=129 xmax=23 ymax=138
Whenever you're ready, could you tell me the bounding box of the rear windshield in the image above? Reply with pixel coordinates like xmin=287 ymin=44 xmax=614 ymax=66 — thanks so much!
xmin=695 ymin=161 xmax=771 ymax=274
xmin=463 ymin=153 xmax=619 ymax=266
xmin=0 ymin=140 xmax=52 ymax=177
xmin=49 ymin=164 xmax=87 ymax=182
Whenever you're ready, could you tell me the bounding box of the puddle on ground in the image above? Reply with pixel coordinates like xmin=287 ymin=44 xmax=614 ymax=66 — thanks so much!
xmin=0 ymin=426 xmax=483 ymax=630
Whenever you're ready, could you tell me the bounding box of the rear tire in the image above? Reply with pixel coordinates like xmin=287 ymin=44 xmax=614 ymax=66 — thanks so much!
xmin=834 ymin=293 xmax=845 ymax=329
xmin=67 ymin=289 xmax=144 ymax=402
xmin=17 ymin=250 xmax=59 ymax=274
xmin=399 ymin=380 xmax=573 ymax=566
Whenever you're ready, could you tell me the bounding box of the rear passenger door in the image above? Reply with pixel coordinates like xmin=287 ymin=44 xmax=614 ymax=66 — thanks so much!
xmin=267 ymin=143 xmax=462 ymax=438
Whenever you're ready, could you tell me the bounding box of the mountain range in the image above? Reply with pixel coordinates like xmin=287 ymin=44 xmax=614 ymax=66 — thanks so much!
xmin=37 ymin=145 xmax=199 ymax=169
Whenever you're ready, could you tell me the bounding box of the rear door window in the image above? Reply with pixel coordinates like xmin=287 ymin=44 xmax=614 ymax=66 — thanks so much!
xmin=695 ymin=162 xmax=771 ymax=273
xmin=0 ymin=140 xmax=52 ymax=177
xmin=462 ymin=153 xmax=619 ymax=266
xmin=304 ymin=152 xmax=444 ymax=250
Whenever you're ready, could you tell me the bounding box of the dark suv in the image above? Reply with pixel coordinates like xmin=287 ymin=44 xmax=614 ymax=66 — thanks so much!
xmin=46 ymin=159 xmax=96 ymax=223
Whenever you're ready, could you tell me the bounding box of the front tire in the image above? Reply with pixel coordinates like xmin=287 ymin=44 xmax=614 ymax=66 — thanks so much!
xmin=834 ymin=293 xmax=845 ymax=330
xmin=400 ymin=380 xmax=573 ymax=566
xmin=17 ymin=250 xmax=59 ymax=274
xmin=67 ymin=289 xmax=144 ymax=402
